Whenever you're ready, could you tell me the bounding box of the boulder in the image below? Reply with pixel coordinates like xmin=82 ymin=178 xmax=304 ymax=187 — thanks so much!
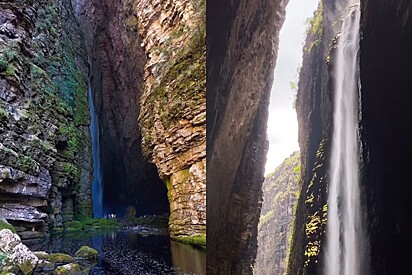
xmin=48 ymin=253 xmax=73 ymax=265
xmin=74 ymin=246 xmax=98 ymax=259
xmin=52 ymin=263 xmax=83 ymax=275
xmin=0 ymin=229 xmax=38 ymax=275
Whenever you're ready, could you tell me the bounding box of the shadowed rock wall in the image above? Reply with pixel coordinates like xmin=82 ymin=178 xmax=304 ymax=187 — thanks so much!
xmin=207 ymin=0 xmax=289 ymax=273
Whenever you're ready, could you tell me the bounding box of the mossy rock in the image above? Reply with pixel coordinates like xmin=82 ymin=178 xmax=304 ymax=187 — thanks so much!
xmin=33 ymin=251 xmax=49 ymax=260
xmin=74 ymin=246 xmax=97 ymax=259
xmin=0 ymin=220 xmax=16 ymax=233
xmin=52 ymin=263 xmax=83 ymax=275
xmin=18 ymin=259 xmax=37 ymax=275
xmin=174 ymin=234 xmax=206 ymax=249
xmin=48 ymin=253 xmax=73 ymax=264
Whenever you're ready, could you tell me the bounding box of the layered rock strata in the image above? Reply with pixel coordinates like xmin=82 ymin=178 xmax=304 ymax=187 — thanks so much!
xmin=74 ymin=0 xmax=206 ymax=239
xmin=137 ymin=0 xmax=206 ymax=240
xmin=0 ymin=0 xmax=91 ymax=239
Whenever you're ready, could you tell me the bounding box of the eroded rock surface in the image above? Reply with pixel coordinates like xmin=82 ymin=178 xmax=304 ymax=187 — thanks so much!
xmin=137 ymin=0 xmax=206 ymax=239
xmin=0 ymin=229 xmax=39 ymax=275
xmin=0 ymin=0 xmax=91 ymax=239
xmin=74 ymin=0 xmax=206 ymax=239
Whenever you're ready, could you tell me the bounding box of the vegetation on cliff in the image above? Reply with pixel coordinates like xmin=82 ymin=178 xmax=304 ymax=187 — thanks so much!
xmin=255 ymin=152 xmax=301 ymax=275
xmin=0 ymin=0 xmax=91 ymax=241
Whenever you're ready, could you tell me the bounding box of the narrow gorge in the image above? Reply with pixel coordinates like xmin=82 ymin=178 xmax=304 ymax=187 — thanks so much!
xmin=0 ymin=0 xmax=205 ymax=273
xmin=208 ymin=0 xmax=412 ymax=274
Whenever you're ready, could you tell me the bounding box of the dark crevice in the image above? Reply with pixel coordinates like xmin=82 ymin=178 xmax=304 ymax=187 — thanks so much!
xmin=73 ymin=0 xmax=169 ymax=219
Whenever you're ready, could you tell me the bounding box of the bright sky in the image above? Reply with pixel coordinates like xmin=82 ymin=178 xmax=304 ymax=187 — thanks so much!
xmin=265 ymin=0 xmax=319 ymax=175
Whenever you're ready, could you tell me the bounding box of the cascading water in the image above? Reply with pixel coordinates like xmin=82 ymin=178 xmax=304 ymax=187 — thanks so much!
xmin=88 ymin=84 xmax=104 ymax=218
xmin=324 ymin=4 xmax=368 ymax=275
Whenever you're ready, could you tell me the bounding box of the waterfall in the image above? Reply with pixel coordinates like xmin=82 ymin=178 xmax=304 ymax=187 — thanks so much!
xmin=324 ymin=4 xmax=368 ymax=275
xmin=88 ymin=84 xmax=104 ymax=218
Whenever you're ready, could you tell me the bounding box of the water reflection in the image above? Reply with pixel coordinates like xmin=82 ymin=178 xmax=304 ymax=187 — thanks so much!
xmin=26 ymin=230 xmax=206 ymax=274
xmin=171 ymin=241 xmax=206 ymax=275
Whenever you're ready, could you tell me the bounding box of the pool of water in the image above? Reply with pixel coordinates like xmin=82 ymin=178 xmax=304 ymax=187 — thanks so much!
xmin=26 ymin=229 xmax=206 ymax=275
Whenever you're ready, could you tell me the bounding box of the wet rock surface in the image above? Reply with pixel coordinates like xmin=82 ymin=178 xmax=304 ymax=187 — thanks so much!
xmin=359 ymin=0 xmax=412 ymax=274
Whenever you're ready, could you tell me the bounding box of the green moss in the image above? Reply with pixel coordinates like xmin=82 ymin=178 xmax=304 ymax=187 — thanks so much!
xmin=58 ymin=126 xmax=80 ymax=158
xmin=64 ymin=218 xmax=121 ymax=233
xmin=5 ymin=66 xmax=14 ymax=77
xmin=75 ymin=246 xmax=98 ymax=259
xmin=0 ymin=106 xmax=7 ymax=121
xmin=0 ymin=49 xmax=18 ymax=73
xmin=17 ymin=155 xmax=38 ymax=173
xmin=48 ymin=253 xmax=73 ymax=264
xmin=174 ymin=234 xmax=206 ymax=249
xmin=0 ymin=220 xmax=16 ymax=233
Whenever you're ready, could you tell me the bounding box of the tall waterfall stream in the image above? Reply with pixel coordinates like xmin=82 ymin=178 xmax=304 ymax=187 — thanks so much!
xmin=324 ymin=4 xmax=369 ymax=275
xmin=88 ymin=84 xmax=104 ymax=218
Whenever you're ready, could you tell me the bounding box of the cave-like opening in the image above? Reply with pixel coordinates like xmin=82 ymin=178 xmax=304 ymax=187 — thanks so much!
xmin=75 ymin=0 xmax=170 ymax=220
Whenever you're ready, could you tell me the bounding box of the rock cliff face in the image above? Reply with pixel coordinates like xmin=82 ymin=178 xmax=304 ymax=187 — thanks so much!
xmin=1 ymin=0 xmax=205 ymax=244
xmin=255 ymin=152 xmax=300 ymax=275
xmin=288 ymin=0 xmax=412 ymax=274
xmin=359 ymin=1 xmax=412 ymax=274
xmin=137 ymin=0 xmax=206 ymax=240
xmin=207 ymin=0 xmax=289 ymax=273
xmin=288 ymin=3 xmax=333 ymax=274
xmin=72 ymin=0 xmax=169 ymax=217
xmin=74 ymin=0 xmax=206 ymax=239
xmin=0 ymin=0 xmax=91 ymax=239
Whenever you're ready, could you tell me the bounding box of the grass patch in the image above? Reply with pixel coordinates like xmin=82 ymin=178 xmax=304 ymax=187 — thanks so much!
xmin=174 ymin=234 xmax=206 ymax=249
xmin=64 ymin=218 xmax=121 ymax=233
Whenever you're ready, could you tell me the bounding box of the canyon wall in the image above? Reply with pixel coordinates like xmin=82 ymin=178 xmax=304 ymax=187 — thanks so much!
xmin=0 ymin=0 xmax=91 ymax=239
xmin=255 ymin=152 xmax=300 ymax=275
xmin=207 ymin=0 xmax=289 ymax=273
xmin=137 ymin=0 xmax=206 ymax=241
xmin=360 ymin=0 xmax=412 ymax=273
xmin=73 ymin=0 xmax=169 ymax=217
xmin=74 ymin=0 xmax=206 ymax=240
xmin=289 ymin=0 xmax=412 ymax=274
